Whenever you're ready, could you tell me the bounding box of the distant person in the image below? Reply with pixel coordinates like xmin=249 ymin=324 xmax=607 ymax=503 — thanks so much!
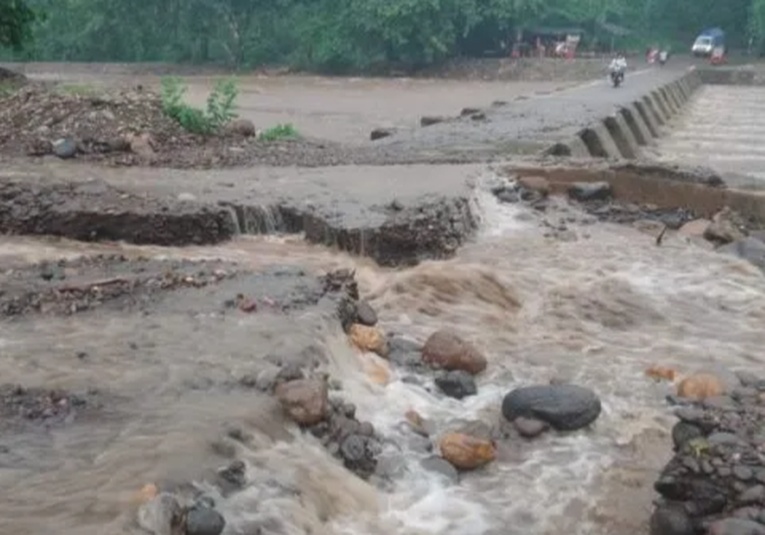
xmin=659 ymin=49 xmax=668 ymax=65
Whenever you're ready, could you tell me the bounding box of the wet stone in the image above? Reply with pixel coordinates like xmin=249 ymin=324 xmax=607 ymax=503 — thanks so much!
xmin=420 ymin=455 xmax=460 ymax=484
xmin=185 ymin=503 xmax=226 ymax=535
xmin=339 ymin=434 xmax=380 ymax=478
xmin=501 ymin=383 xmax=602 ymax=431
xmin=355 ymin=300 xmax=378 ymax=326
xmin=435 ymin=370 xmax=478 ymax=400
xmin=672 ymin=421 xmax=703 ymax=450
xmin=568 ymin=181 xmax=612 ymax=202
xmin=650 ymin=504 xmax=694 ymax=535
xmin=513 ymin=417 xmax=549 ymax=438
xmin=738 ymin=485 xmax=765 ymax=504
xmin=707 ymin=518 xmax=765 ymax=535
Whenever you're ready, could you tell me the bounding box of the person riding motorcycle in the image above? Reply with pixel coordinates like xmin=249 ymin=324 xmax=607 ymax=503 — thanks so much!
xmin=609 ymin=53 xmax=627 ymax=75
xmin=608 ymin=53 xmax=627 ymax=85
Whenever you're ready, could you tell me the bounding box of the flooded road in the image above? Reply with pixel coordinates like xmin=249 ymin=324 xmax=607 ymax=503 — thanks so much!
xmin=1 ymin=186 xmax=764 ymax=535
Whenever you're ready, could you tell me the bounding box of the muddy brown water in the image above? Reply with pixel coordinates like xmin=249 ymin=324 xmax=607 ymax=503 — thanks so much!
xmin=2 ymin=68 xmax=765 ymax=535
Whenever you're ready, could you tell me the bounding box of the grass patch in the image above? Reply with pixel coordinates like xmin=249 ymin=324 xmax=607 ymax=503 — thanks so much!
xmin=259 ymin=123 xmax=300 ymax=142
xmin=160 ymin=77 xmax=239 ymax=135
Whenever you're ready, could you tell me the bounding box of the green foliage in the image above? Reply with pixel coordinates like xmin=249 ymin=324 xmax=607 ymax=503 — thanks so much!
xmin=6 ymin=0 xmax=765 ymax=68
xmin=160 ymin=76 xmax=239 ymax=135
xmin=259 ymin=123 xmax=299 ymax=142
xmin=0 ymin=0 xmax=37 ymax=49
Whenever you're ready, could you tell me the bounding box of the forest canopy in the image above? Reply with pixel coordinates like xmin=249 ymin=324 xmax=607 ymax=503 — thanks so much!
xmin=2 ymin=0 xmax=764 ymax=71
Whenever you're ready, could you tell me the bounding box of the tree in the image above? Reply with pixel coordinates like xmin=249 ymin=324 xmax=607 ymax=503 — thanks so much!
xmin=0 ymin=0 xmax=36 ymax=49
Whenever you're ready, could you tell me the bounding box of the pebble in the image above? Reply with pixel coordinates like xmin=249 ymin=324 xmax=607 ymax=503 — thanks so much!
xmin=512 ymin=417 xmax=549 ymax=438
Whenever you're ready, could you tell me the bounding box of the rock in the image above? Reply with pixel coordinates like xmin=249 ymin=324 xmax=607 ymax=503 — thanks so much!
xmin=274 ymin=379 xmax=329 ymax=425
xmin=387 ymin=335 xmax=424 ymax=368
xmin=225 ymin=118 xmax=256 ymax=137
xmin=137 ymin=493 xmax=185 ymax=535
xmin=672 ymin=421 xmax=703 ymax=450
xmin=678 ymin=219 xmax=711 ymax=238
xmin=370 ymin=127 xmax=395 ymax=140
xmin=434 ymin=370 xmax=477 ymax=400
xmin=707 ymin=518 xmax=765 ymax=535
xmin=738 ymin=485 xmax=765 ymax=504
xmin=567 ymin=182 xmax=612 ymax=201
xmin=718 ymin=238 xmax=765 ymax=272
xmin=736 ymin=371 xmax=764 ymax=389
xmin=460 ymin=107 xmax=481 ymax=116
xmin=517 ymin=176 xmax=550 ymax=196
xmin=127 ymin=132 xmax=156 ymax=160
xmin=513 ymin=417 xmax=549 ymax=438
xmin=185 ymin=504 xmax=226 ymax=535
xmin=421 ymin=330 xmax=487 ymax=375
xmin=177 ymin=192 xmax=197 ymax=202
xmin=355 ymin=300 xmax=378 ymax=326
xmin=348 ymin=323 xmax=388 ymax=357
xmin=420 ymin=455 xmax=460 ymax=483
xmin=438 ymin=432 xmax=496 ymax=470
xmin=133 ymin=483 xmax=159 ymax=505
xmin=646 ymin=365 xmax=678 ymax=382
xmin=339 ymin=433 xmax=379 ymax=478
xmin=26 ymin=138 xmax=52 ymax=156
xmin=405 ymin=409 xmax=434 ymax=436
xmin=734 ymin=466 xmax=754 ymax=481
xmin=677 ymin=373 xmax=725 ymax=400
xmin=705 ymin=209 xmax=746 ymax=245
xmin=358 ymin=352 xmax=392 ymax=385
xmin=52 ymin=138 xmax=78 ymax=159
xmin=501 ymin=384 xmax=602 ymax=431
xmin=649 ymin=504 xmax=694 ymax=535
xmin=420 ymin=116 xmax=447 ymax=127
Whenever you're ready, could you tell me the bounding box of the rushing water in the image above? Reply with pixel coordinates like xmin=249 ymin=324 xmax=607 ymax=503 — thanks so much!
xmin=1 ymin=182 xmax=765 ymax=535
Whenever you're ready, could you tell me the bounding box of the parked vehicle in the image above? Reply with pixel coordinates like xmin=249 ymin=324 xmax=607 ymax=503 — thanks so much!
xmin=692 ymin=27 xmax=725 ymax=57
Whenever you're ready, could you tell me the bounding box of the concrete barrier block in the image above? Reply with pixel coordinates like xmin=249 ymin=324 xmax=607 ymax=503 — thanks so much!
xmin=650 ymin=90 xmax=671 ymax=121
xmin=660 ymin=86 xmax=679 ymax=114
xmin=619 ymin=105 xmax=654 ymax=146
xmin=578 ymin=121 xmax=623 ymax=159
xmin=668 ymin=83 xmax=684 ymax=107
xmin=646 ymin=90 xmax=669 ymax=126
xmin=672 ymin=81 xmax=687 ymax=103
xmin=604 ymin=114 xmax=641 ymax=158
xmin=633 ymin=100 xmax=660 ymax=138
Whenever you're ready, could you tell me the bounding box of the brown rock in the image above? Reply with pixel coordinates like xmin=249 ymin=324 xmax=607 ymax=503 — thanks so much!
xmin=358 ymin=352 xmax=391 ymax=385
xmin=348 ymin=323 xmax=388 ymax=357
xmin=439 ymin=432 xmax=496 ymax=470
xmin=421 ymin=330 xmax=487 ymax=375
xmin=704 ymin=208 xmax=746 ymax=244
xmin=518 ymin=176 xmax=550 ymax=195
xmin=405 ymin=409 xmax=433 ymax=436
xmin=127 ymin=132 xmax=156 ymax=160
xmin=678 ymin=218 xmax=711 ymax=238
xmin=645 ymin=365 xmax=677 ymax=382
xmin=225 ymin=118 xmax=256 ymax=137
xmin=133 ymin=483 xmax=159 ymax=505
xmin=677 ymin=373 xmax=725 ymax=400
xmin=274 ymin=379 xmax=329 ymax=425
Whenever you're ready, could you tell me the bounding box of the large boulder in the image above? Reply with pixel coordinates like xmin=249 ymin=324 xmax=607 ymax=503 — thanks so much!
xmin=421 ymin=330 xmax=487 ymax=375
xmin=501 ymin=384 xmax=602 ymax=431
xmin=718 ymin=238 xmax=765 ymax=272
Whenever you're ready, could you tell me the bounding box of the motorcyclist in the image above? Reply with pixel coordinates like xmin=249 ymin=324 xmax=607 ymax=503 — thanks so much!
xmin=658 ymin=49 xmax=668 ymax=64
xmin=609 ymin=52 xmax=627 ymax=74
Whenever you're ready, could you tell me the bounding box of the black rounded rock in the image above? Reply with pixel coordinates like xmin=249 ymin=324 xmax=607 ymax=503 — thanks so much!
xmin=185 ymin=504 xmax=226 ymax=535
xmin=355 ymin=300 xmax=378 ymax=326
xmin=649 ymin=504 xmax=694 ymax=535
xmin=501 ymin=384 xmax=601 ymax=431
xmin=435 ymin=370 xmax=477 ymax=400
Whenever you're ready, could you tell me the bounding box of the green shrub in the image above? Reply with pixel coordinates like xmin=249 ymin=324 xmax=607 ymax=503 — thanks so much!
xmin=259 ymin=123 xmax=300 ymax=142
xmin=160 ymin=77 xmax=238 ymax=135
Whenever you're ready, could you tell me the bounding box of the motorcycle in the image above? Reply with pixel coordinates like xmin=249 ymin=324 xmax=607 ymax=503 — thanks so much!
xmin=609 ymin=68 xmax=624 ymax=87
